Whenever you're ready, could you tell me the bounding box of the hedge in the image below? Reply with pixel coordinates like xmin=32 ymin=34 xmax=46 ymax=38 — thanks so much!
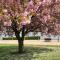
xmin=3 ymin=36 xmax=40 ymax=40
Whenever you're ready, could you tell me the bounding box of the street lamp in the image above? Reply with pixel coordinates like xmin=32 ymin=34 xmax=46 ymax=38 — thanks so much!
xmin=19 ymin=15 xmax=31 ymax=52
xmin=21 ymin=16 xmax=31 ymax=41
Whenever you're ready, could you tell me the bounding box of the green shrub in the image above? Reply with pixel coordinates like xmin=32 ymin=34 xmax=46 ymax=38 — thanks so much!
xmin=3 ymin=36 xmax=40 ymax=40
xmin=25 ymin=36 xmax=40 ymax=40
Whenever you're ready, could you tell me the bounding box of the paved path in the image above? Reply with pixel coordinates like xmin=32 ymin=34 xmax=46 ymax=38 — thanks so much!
xmin=0 ymin=40 xmax=60 ymax=45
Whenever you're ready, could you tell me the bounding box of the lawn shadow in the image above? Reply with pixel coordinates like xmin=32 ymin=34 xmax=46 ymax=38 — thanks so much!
xmin=0 ymin=45 xmax=54 ymax=60
xmin=10 ymin=46 xmax=53 ymax=60
xmin=10 ymin=50 xmax=27 ymax=54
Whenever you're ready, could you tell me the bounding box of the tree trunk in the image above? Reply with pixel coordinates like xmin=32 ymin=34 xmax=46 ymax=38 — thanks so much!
xmin=15 ymin=31 xmax=24 ymax=53
xmin=11 ymin=20 xmax=25 ymax=53
xmin=15 ymin=25 xmax=25 ymax=53
xmin=18 ymin=38 xmax=24 ymax=53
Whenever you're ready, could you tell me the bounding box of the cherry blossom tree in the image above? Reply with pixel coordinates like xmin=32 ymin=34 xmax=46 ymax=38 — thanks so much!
xmin=0 ymin=0 xmax=60 ymax=53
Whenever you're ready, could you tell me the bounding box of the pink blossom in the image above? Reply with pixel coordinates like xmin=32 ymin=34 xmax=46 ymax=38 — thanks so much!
xmin=25 ymin=0 xmax=35 ymax=12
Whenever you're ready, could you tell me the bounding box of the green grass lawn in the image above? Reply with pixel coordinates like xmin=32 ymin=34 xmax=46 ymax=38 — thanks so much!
xmin=0 ymin=45 xmax=60 ymax=60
